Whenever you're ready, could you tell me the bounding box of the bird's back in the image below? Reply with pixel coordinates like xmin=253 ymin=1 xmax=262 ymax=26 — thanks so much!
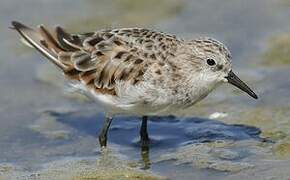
xmin=12 ymin=22 xmax=192 ymax=115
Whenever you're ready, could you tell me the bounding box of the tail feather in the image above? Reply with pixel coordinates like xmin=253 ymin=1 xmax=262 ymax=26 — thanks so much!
xmin=37 ymin=25 xmax=64 ymax=53
xmin=55 ymin=26 xmax=80 ymax=51
xmin=11 ymin=21 xmax=69 ymax=71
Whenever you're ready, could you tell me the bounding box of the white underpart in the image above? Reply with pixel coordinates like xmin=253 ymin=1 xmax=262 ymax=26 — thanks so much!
xmin=69 ymin=74 xmax=177 ymax=116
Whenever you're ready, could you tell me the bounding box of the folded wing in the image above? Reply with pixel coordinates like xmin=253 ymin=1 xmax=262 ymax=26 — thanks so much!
xmin=11 ymin=21 xmax=148 ymax=96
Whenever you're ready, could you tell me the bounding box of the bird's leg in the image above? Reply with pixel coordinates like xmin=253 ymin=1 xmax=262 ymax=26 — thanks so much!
xmin=98 ymin=116 xmax=113 ymax=148
xmin=140 ymin=116 xmax=150 ymax=149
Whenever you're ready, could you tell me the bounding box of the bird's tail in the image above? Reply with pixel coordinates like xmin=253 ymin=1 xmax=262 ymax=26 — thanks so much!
xmin=11 ymin=21 xmax=74 ymax=72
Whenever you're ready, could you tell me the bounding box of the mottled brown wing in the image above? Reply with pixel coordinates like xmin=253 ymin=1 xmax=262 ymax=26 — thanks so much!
xmin=12 ymin=22 xmax=181 ymax=96
xmin=56 ymin=27 xmax=148 ymax=95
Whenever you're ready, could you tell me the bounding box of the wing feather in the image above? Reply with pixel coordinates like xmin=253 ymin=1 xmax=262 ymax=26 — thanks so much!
xmin=12 ymin=21 xmax=182 ymax=97
xmin=11 ymin=21 xmax=67 ymax=70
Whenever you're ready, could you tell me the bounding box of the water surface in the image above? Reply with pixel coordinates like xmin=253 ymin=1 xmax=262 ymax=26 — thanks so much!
xmin=1 ymin=0 xmax=290 ymax=179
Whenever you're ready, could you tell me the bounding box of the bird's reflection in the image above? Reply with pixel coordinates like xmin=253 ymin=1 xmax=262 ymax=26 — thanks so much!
xmin=55 ymin=112 xmax=265 ymax=171
xmin=140 ymin=145 xmax=151 ymax=169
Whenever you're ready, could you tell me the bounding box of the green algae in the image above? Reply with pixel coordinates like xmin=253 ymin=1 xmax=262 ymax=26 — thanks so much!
xmin=278 ymin=0 xmax=290 ymax=6
xmin=5 ymin=151 xmax=165 ymax=180
xmin=67 ymin=0 xmax=185 ymax=32
xmin=0 ymin=164 xmax=27 ymax=180
xmin=0 ymin=149 xmax=166 ymax=180
xmin=273 ymin=138 xmax=290 ymax=158
xmin=226 ymin=106 xmax=290 ymax=138
xmin=169 ymin=83 xmax=290 ymax=161
xmin=221 ymin=106 xmax=290 ymax=159
xmin=262 ymin=34 xmax=290 ymax=67
xmin=0 ymin=164 xmax=14 ymax=175
xmin=224 ymin=159 xmax=290 ymax=180
xmin=157 ymin=141 xmax=255 ymax=172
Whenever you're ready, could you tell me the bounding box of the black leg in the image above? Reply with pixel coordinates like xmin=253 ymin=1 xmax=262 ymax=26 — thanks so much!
xmin=140 ymin=116 xmax=150 ymax=150
xmin=98 ymin=116 xmax=113 ymax=148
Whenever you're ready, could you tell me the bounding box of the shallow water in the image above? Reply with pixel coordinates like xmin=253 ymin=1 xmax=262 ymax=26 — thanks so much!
xmin=1 ymin=0 xmax=290 ymax=179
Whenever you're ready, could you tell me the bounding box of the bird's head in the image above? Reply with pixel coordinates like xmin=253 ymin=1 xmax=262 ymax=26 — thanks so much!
xmin=186 ymin=37 xmax=258 ymax=99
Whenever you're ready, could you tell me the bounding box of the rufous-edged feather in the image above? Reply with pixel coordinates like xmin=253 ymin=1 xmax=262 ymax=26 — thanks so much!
xmin=11 ymin=21 xmax=68 ymax=71
xmin=11 ymin=21 xmax=184 ymax=97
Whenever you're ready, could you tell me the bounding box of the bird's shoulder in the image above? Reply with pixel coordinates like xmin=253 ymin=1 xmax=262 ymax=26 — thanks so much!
xmin=75 ymin=28 xmax=184 ymax=60
xmin=57 ymin=28 xmax=183 ymax=96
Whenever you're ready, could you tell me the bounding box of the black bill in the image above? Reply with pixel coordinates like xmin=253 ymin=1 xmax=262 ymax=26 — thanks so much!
xmin=225 ymin=70 xmax=258 ymax=99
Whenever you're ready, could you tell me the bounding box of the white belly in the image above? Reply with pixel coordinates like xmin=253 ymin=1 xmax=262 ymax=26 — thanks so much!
xmin=69 ymin=80 xmax=213 ymax=116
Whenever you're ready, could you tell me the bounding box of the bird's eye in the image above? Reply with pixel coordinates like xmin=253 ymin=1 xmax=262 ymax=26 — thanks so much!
xmin=207 ymin=59 xmax=216 ymax=66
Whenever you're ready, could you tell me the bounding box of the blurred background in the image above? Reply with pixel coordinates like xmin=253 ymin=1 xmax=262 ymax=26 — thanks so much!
xmin=1 ymin=0 xmax=290 ymax=179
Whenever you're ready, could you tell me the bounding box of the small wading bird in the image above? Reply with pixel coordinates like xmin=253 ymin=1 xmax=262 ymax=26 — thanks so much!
xmin=11 ymin=21 xmax=258 ymax=150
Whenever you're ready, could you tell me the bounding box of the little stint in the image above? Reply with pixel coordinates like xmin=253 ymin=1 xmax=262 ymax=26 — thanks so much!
xmin=11 ymin=21 xmax=258 ymax=149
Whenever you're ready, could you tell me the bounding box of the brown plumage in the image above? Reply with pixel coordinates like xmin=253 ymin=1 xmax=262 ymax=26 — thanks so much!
xmin=11 ymin=21 xmax=182 ymax=96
